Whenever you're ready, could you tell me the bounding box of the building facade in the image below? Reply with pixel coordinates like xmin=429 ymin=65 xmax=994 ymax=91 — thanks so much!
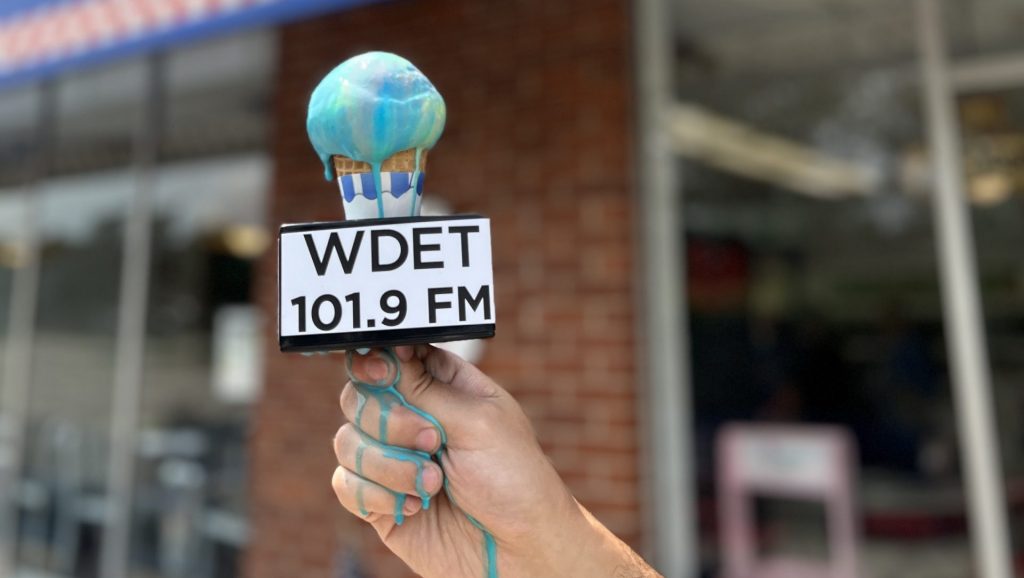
xmin=248 ymin=1 xmax=640 ymax=576
xmin=1 ymin=1 xmax=1024 ymax=578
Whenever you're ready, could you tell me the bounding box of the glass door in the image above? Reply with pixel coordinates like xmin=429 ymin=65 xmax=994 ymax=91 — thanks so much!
xmin=943 ymin=0 xmax=1024 ymax=568
xmin=17 ymin=59 xmax=144 ymax=574
xmin=670 ymin=1 xmax=973 ymax=576
xmin=669 ymin=0 xmax=1024 ymax=575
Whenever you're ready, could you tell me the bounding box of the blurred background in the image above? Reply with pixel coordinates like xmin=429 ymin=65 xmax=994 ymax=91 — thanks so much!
xmin=0 ymin=0 xmax=1021 ymax=578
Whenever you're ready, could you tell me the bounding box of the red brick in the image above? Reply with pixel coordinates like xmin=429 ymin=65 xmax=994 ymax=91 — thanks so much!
xmin=247 ymin=0 xmax=639 ymax=575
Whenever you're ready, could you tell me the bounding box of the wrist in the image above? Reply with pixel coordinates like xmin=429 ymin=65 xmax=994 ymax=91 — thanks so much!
xmin=538 ymin=500 xmax=660 ymax=578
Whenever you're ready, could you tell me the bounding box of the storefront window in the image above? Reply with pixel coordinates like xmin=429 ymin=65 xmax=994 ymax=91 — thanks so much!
xmin=0 ymin=192 xmax=25 ymax=384
xmin=131 ymin=155 xmax=268 ymax=578
xmin=20 ymin=173 xmax=133 ymax=572
xmin=16 ymin=57 xmax=143 ymax=573
xmin=672 ymin=1 xmax=974 ymax=575
xmin=0 ymin=87 xmax=37 ymax=188
xmin=955 ymin=62 xmax=1024 ymax=571
xmin=677 ymin=0 xmax=1024 ymax=574
xmin=0 ymin=86 xmax=35 ymax=398
xmin=958 ymin=89 xmax=1024 ymax=480
xmin=127 ymin=31 xmax=273 ymax=578
xmin=0 ymin=28 xmax=272 ymax=578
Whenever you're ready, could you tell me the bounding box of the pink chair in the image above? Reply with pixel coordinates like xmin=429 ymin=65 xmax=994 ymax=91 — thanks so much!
xmin=717 ymin=423 xmax=860 ymax=578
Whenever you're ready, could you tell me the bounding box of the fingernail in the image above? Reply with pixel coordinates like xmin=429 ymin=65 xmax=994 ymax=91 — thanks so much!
xmin=403 ymin=498 xmax=421 ymax=516
xmin=365 ymin=357 xmax=388 ymax=381
xmin=415 ymin=428 xmax=439 ymax=452
xmin=421 ymin=466 xmax=441 ymax=493
xmin=395 ymin=346 xmax=414 ymax=361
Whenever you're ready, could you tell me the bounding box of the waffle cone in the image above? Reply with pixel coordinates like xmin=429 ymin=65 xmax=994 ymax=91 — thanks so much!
xmin=332 ymin=149 xmax=429 ymax=178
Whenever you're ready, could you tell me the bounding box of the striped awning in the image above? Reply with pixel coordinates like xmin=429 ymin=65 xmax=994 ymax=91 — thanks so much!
xmin=0 ymin=0 xmax=378 ymax=89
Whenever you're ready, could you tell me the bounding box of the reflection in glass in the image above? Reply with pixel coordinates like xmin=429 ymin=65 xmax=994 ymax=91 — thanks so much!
xmin=0 ymin=87 xmax=40 ymax=188
xmin=0 ymin=191 xmax=29 ymax=393
xmin=21 ymin=171 xmax=131 ymax=575
xmin=13 ymin=53 xmax=145 ymax=577
xmin=131 ymin=155 xmax=268 ymax=578
xmin=2 ymin=27 xmax=272 ymax=578
xmin=674 ymin=1 xmax=971 ymax=576
xmin=958 ymin=90 xmax=1024 ymax=482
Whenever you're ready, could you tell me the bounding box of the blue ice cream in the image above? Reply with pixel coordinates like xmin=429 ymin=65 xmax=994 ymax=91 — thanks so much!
xmin=306 ymin=51 xmax=446 ymax=181
xmin=307 ymin=55 xmax=496 ymax=577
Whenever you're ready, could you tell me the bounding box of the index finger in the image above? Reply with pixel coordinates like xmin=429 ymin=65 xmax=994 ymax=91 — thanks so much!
xmin=346 ymin=346 xmax=484 ymax=442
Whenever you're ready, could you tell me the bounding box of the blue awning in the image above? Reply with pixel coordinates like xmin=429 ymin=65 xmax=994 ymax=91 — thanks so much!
xmin=0 ymin=0 xmax=382 ymax=90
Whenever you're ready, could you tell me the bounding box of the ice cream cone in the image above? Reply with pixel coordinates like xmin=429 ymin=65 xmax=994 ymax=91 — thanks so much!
xmin=333 ymin=148 xmax=428 ymax=177
xmin=333 ymin=149 xmax=429 ymax=220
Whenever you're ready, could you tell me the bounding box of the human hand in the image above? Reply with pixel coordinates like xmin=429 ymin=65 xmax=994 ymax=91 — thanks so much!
xmin=331 ymin=345 xmax=661 ymax=578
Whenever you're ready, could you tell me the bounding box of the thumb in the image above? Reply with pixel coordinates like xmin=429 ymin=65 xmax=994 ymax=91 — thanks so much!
xmin=415 ymin=345 xmax=503 ymax=400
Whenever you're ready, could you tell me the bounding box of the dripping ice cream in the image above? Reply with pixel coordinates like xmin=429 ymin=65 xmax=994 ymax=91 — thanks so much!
xmin=306 ymin=51 xmax=446 ymax=220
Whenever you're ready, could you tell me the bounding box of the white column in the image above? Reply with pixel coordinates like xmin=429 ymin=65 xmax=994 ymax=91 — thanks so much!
xmin=100 ymin=53 xmax=163 ymax=578
xmin=634 ymin=0 xmax=697 ymax=576
xmin=915 ymin=2 xmax=1013 ymax=578
xmin=0 ymin=81 xmax=52 ymax=577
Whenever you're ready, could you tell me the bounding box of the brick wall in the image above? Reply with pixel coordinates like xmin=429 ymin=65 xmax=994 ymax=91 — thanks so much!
xmin=247 ymin=0 xmax=639 ymax=576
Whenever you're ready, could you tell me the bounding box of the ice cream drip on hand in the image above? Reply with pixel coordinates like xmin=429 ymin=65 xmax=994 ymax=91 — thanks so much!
xmin=306 ymin=51 xmax=446 ymax=219
xmin=307 ymin=52 xmax=496 ymax=578
xmin=348 ymin=348 xmax=499 ymax=578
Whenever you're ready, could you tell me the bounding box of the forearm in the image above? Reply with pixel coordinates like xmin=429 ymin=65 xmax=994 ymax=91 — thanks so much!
xmin=554 ymin=503 xmax=663 ymax=578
